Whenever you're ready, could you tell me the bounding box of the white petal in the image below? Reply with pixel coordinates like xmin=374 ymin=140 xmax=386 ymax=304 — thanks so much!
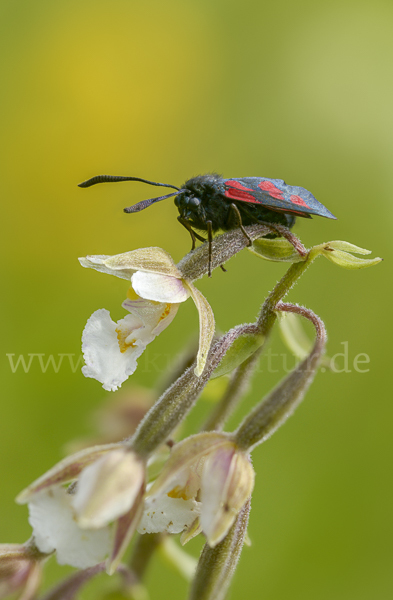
xmin=81 ymin=309 xmax=145 ymax=392
xmin=73 ymin=450 xmax=145 ymax=529
xmin=131 ymin=271 xmax=190 ymax=303
xmin=137 ymin=494 xmax=201 ymax=535
xmin=122 ymin=298 xmax=179 ymax=336
xmin=79 ymin=256 xmax=134 ymax=281
xmin=28 ymin=487 xmax=111 ymax=569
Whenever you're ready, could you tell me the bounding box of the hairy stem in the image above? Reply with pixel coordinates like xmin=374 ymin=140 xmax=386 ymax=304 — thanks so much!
xmin=188 ymin=499 xmax=250 ymax=600
xmin=130 ymin=324 xmax=259 ymax=457
xmin=178 ymin=224 xmax=271 ymax=281
xmin=236 ymin=303 xmax=326 ymax=451
xmin=203 ymin=252 xmax=314 ymax=432
xmin=203 ymin=346 xmax=264 ymax=432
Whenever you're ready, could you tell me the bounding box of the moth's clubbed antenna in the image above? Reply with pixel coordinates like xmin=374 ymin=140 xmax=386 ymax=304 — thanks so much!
xmin=124 ymin=191 xmax=182 ymax=213
xmin=78 ymin=175 xmax=180 ymax=190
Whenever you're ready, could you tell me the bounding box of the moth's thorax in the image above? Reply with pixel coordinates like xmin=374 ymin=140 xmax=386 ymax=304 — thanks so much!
xmin=174 ymin=174 xmax=227 ymax=231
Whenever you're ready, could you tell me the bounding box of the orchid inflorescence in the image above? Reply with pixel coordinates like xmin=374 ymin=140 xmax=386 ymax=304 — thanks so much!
xmin=1 ymin=224 xmax=381 ymax=600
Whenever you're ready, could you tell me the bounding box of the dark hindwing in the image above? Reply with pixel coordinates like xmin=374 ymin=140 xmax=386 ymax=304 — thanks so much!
xmin=223 ymin=177 xmax=336 ymax=219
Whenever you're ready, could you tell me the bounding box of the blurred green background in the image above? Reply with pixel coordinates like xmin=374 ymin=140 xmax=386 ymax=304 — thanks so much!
xmin=1 ymin=0 xmax=392 ymax=598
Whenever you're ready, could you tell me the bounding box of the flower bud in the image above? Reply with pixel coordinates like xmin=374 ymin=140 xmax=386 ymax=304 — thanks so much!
xmin=148 ymin=432 xmax=254 ymax=547
xmin=249 ymin=237 xmax=306 ymax=262
xmin=212 ymin=330 xmax=264 ymax=379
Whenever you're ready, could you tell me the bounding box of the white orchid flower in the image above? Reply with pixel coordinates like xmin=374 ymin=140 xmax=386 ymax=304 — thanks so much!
xmin=79 ymin=247 xmax=215 ymax=391
xmin=147 ymin=432 xmax=255 ymax=547
xmin=18 ymin=442 xmax=201 ymax=574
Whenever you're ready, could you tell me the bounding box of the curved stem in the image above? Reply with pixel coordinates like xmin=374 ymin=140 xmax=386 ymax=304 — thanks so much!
xmin=236 ymin=303 xmax=327 ymax=452
xmin=202 ymin=346 xmax=264 ymax=432
xmin=130 ymin=324 xmax=259 ymax=457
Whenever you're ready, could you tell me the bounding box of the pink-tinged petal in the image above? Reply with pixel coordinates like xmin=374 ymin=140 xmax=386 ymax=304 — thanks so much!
xmin=131 ymin=272 xmax=190 ymax=303
xmin=82 ymin=309 xmax=145 ymax=392
xmin=0 ymin=547 xmax=42 ymax=600
xmin=106 ymin=485 xmax=145 ymax=575
xmin=18 ymin=562 xmax=41 ymax=600
xmin=16 ymin=444 xmax=122 ymax=504
xmin=184 ymin=283 xmax=215 ymax=376
xmin=73 ymin=449 xmax=145 ymax=529
xmin=201 ymin=449 xmax=255 ymax=547
xmin=148 ymin=433 xmax=231 ymax=498
xmin=200 ymin=445 xmax=236 ymax=542
xmin=28 ymin=487 xmax=111 ymax=569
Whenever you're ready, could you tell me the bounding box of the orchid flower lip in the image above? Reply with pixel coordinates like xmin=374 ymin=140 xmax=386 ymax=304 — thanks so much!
xmin=80 ymin=246 xmax=215 ymax=390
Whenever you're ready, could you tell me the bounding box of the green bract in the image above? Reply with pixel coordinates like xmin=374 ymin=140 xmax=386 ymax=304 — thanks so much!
xmin=211 ymin=332 xmax=265 ymax=379
xmin=249 ymin=238 xmax=306 ymax=263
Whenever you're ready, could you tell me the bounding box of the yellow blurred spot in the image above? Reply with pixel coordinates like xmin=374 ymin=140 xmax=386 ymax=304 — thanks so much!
xmin=158 ymin=304 xmax=171 ymax=323
xmin=167 ymin=486 xmax=190 ymax=501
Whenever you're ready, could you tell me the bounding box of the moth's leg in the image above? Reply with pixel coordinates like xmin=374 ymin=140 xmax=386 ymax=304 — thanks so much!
xmin=177 ymin=217 xmax=206 ymax=251
xmin=206 ymin=220 xmax=213 ymax=277
xmin=229 ymin=203 xmax=253 ymax=246
xmin=266 ymin=223 xmax=307 ymax=257
xmin=231 ymin=204 xmax=307 ymax=258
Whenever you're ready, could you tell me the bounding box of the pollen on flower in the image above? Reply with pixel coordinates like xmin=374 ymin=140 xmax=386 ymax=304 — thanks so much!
xmin=167 ymin=486 xmax=191 ymax=501
xmin=158 ymin=304 xmax=172 ymax=323
xmin=115 ymin=327 xmax=136 ymax=353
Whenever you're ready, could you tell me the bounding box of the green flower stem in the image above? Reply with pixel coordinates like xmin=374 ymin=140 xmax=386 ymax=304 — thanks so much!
xmin=128 ymin=533 xmax=163 ymax=581
xmin=203 ymin=252 xmax=316 ymax=432
xmin=188 ymin=499 xmax=250 ymax=600
xmin=258 ymin=257 xmax=314 ymax=336
xmin=235 ymin=303 xmax=326 ymax=452
xmin=203 ymin=346 xmax=264 ymax=432
xmin=130 ymin=324 xmax=259 ymax=458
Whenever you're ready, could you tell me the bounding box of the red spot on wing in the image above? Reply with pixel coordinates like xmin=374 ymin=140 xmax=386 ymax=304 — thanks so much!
xmin=225 ymin=180 xmax=254 ymax=191
xmin=258 ymin=180 xmax=284 ymax=200
xmin=290 ymin=195 xmax=310 ymax=208
xmin=224 ymin=180 xmax=258 ymax=203
xmin=224 ymin=189 xmax=257 ymax=202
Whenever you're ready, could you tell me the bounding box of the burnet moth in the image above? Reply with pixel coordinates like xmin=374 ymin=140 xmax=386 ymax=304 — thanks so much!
xmin=78 ymin=173 xmax=336 ymax=276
